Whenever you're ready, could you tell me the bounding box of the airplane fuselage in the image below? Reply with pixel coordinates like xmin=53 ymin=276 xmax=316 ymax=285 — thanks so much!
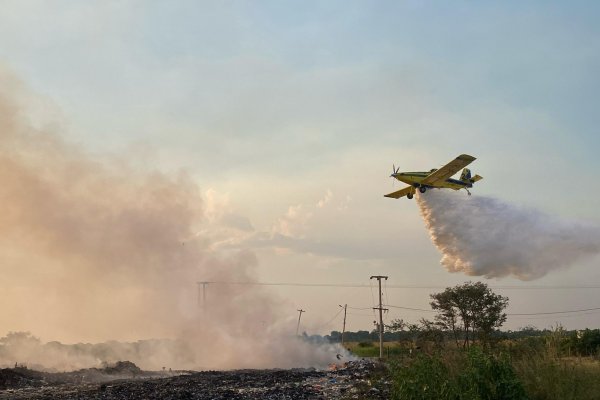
xmin=392 ymin=171 xmax=472 ymax=190
xmin=384 ymin=154 xmax=482 ymax=199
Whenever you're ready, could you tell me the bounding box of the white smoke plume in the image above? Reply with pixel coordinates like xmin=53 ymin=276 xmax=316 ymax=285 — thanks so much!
xmin=0 ymin=66 xmax=345 ymax=371
xmin=416 ymin=190 xmax=600 ymax=280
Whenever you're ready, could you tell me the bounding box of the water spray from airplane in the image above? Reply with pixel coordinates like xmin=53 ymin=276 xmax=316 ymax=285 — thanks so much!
xmin=416 ymin=190 xmax=600 ymax=280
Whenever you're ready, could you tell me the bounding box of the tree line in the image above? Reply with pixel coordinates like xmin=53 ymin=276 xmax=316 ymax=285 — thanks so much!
xmin=322 ymin=281 xmax=600 ymax=356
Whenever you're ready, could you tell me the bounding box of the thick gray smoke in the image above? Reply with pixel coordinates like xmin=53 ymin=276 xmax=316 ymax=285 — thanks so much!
xmin=416 ymin=190 xmax=600 ymax=280
xmin=0 ymin=66 xmax=346 ymax=371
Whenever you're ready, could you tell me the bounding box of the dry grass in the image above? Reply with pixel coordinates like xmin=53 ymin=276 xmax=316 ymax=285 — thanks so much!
xmin=513 ymin=354 xmax=600 ymax=400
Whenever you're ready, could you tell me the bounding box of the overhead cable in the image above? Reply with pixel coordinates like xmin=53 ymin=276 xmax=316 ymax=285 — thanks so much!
xmin=202 ymin=281 xmax=600 ymax=290
xmin=384 ymin=304 xmax=600 ymax=316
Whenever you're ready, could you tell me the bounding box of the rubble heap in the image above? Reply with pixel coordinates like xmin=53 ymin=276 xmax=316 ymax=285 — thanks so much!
xmin=0 ymin=359 xmax=390 ymax=399
xmin=0 ymin=368 xmax=45 ymax=390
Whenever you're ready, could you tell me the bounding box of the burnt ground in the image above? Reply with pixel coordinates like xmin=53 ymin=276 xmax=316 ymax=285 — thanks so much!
xmin=0 ymin=360 xmax=390 ymax=399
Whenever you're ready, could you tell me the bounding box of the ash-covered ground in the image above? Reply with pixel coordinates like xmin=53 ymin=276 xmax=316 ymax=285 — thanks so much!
xmin=0 ymin=359 xmax=389 ymax=399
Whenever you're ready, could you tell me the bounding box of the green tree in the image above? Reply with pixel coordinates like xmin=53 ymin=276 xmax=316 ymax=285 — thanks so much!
xmin=430 ymin=282 xmax=508 ymax=348
xmin=386 ymin=318 xmax=444 ymax=351
xmin=572 ymin=328 xmax=600 ymax=356
xmin=386 ymin=318 xmax=407 ymax=333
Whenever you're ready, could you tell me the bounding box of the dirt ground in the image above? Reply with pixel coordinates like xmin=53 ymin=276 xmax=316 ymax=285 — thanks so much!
xmin=0 ymin=360 xmax=390 ymax=399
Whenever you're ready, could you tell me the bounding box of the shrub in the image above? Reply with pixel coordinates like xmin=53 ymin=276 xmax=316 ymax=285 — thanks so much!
xmin=458 ymin=347 xmax=527 ymax=400
xmin=390 ymin=347 xmax=527 ymax=400
xmin=391 ymin=354 xmax=457 ymax=400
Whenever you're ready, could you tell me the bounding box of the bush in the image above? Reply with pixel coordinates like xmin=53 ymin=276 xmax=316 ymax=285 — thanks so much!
xmin=458 ymin=347 xmax=527 ymax=400
xmin=391 ymin=354 xmax=457 ymax=400
xmin=390 ymin=347 xmax=527 ymax=400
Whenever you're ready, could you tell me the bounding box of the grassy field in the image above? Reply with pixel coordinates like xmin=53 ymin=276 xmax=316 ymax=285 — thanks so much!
xmin=512 ymin=354 xmax=600 ymax=399
xmin=344 ymin=340 xmax=600 ymax=400
xmin=344 ymin=341 xmax=405 ymax=358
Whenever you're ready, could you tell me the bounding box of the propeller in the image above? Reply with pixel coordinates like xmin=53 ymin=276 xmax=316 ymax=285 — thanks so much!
xmin=390 ymin=164 xmax=400 ymax=188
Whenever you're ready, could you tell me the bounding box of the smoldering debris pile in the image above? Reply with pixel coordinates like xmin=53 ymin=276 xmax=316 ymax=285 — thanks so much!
xmin=305 ymin=360 xmax=389 ymax=399
xmin=0 ymin=359 xmax=388 ymax=400
xmin=416 ymin=190 xmax=600 ymax=280
xmin=0 ymin=367 xmax=45 ymax=391
xmin=46 ymin=361 xmax=155 ymax=384
xmin=0 ymin=361 xmax=165 ymax=392
xmin=100 ymin=361 xmax=142 ymax=376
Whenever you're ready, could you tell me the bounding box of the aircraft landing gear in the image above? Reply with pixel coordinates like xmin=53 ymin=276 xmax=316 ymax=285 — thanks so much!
xmin=465 ymin=188 xmax=472 ymax=196
xmin=407 ymin=193 xmax=414 ymax=199
xmin=419 ymin=187 xmax=427 ymax=193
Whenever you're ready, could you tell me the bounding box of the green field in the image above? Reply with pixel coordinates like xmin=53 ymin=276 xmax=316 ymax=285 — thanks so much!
xmin=345 ymin=340 xmax=600 ymax=400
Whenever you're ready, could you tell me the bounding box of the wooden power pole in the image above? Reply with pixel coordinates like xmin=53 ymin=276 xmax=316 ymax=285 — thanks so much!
xmin=339 ymin=304 xmax=347 ymax=346
xmin=370 ymin=275 xmax=388 ymax=359
xmin=296 ymin=309 xmax=305 ymax=336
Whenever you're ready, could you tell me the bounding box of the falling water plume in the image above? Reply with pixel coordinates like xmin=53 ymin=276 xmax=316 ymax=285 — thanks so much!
xmin=416 ymin=190 xmax=600 ymax=280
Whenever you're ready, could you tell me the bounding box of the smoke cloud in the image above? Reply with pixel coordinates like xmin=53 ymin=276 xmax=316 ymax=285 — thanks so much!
xmin=416 ymin=190 xmax=600 ymax=280
xmin=0 ymin=66 xmax=344 ymax=371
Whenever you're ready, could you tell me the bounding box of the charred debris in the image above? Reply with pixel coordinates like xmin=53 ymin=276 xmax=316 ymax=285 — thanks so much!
xmin=0 ymin=359 xmax=388 ymax=399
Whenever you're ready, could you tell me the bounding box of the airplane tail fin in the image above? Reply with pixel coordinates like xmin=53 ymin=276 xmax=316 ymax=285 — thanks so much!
xmin=460 ymin=168 xmax=472 ymax=182
xmin=460 ymin=168 xmax=483 ymax=184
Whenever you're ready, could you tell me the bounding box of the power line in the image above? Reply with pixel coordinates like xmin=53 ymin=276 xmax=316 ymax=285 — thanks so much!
xmin=508 ymin=310 xmax=600 ymax=320
xmin=385 ymin=303 xmax=600 ymax=317
xmin=368 ymin=280 xmax=377 ymax=317
xmin=347 ymin=312 xmax=376 ymax=317
xmin=314 ymin=307 xmax=344 ymax=331
xmin=508 ymin=306 xmax=600 ymax=316
xmin=202 ymin=281 xmax=600 ymax=290
xmin=385 ymin=304 xmax=436 ymax=313
xmin=198 ymin=281 xmax=600 ymax=319
xmin=384 ymin=279 xmax=390 ymax=312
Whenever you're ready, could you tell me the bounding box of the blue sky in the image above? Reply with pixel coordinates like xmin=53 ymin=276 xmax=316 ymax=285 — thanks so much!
xmin=1 ymin=1 xmax=599 ymax=337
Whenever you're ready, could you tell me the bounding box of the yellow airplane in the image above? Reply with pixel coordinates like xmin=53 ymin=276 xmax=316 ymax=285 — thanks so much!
xmin=384 ymin=154 xmax=483 ymax=199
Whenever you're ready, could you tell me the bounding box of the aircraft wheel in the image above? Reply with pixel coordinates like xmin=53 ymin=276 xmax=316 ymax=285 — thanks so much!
xmin=407 ymin=193 xmax=413 ymax=199
xmin=419 ymin=187 xmax=427 ymax=193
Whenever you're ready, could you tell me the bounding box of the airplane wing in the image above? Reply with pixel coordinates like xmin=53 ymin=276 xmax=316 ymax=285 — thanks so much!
xmin=384 ymin=186 xmax=414 ymax=199
xmin=421 ymin=154 xmax=476 ymax=186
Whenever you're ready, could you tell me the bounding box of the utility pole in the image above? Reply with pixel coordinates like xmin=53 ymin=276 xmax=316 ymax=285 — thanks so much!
xmin=370 ymin=275 xmax=388 ymax=359
xmin=197 ymin=282 xmax=209 ymax=312
xmin=296 ymin=309 xmax=305 ymax=336
xmin=339 ymin=304 xmax=347 ymax=347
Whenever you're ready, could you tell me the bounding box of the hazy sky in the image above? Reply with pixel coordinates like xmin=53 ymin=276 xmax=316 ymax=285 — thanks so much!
xmin=1 ymin=1 xmax=600 ymax=338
